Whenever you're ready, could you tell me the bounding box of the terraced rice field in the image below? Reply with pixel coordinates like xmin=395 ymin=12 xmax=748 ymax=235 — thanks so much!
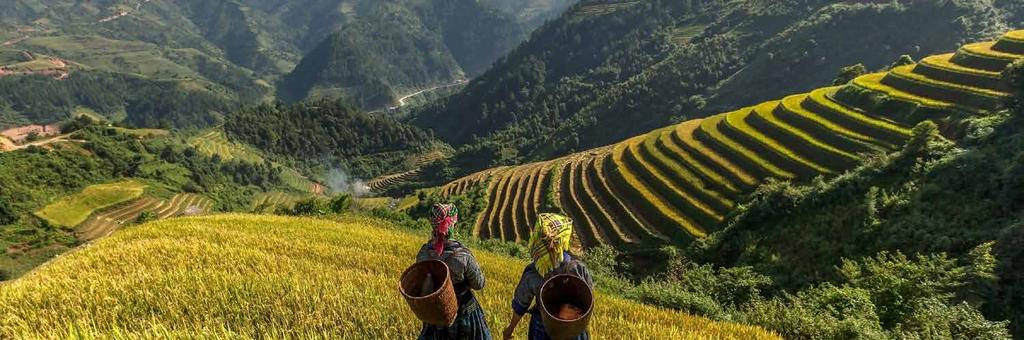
xmin=250 ymin=192 xmax=306 ymax=212
xmin=76 ymin=193 xmax=214 ymax=241
xmin=367 ymin=170 xmax=419 ymax=193
xmin=34 ymin=180 xmax=147 ymax=228
xmin=576 ymin=1 xmax=640 ymax=17
xmin=433 ymin=30 xmax=1024 ymax=248
xmin=189 ymin=129 xmax=263 ymax=163
xmin=366 ymin=149 xmax=447 ymax=193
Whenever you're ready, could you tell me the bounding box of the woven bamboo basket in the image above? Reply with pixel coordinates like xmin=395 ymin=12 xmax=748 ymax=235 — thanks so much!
xmin=539 ymin=274 xmax=594 ymax=340
xmin=399 ymin=259 xmax=458 ymax=326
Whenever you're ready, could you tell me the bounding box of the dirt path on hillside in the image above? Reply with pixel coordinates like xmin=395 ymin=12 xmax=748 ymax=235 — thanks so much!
xmin=1 ymin=134 xmax=83 ymax=152
xmin=0 ymin=136 xmax=15 ymax=151
xmin=2 ymin=36 xmax=29 ymax=47
xmin=97 ymin=0 xmax=154 ymax=24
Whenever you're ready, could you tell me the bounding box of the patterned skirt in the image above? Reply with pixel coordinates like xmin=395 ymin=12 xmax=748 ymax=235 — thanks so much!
xmin=418 ymin=303 xmax=492 ymax=340
xmin=528 ymin=314 xmax=589 ymax=340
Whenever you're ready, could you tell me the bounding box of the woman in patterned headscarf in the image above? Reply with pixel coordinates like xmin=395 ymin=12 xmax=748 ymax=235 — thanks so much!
xmin=416 ymin=203 xmax=492 ymax=340
xmin=502 ymin=213 xmax=594 ymax=340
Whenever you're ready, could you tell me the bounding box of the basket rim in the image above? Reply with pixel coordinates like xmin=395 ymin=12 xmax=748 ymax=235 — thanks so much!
xmin=399 ymin=259 xmax=452 ymax=301
xmin=539 ymin=273 xmax=594 ymax=322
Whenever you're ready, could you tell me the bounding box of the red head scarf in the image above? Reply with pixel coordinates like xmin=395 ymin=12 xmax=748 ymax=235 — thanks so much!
xmin=430 ymin=203 xmax=459 ymax=256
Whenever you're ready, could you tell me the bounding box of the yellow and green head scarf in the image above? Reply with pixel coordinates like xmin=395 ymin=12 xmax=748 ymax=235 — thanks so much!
xmin=529 ymin=213 xmax=574 ymax=277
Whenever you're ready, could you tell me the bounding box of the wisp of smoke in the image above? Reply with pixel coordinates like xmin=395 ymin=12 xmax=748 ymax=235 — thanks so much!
xmin=327 ymin=169 xmax=370 ymax=197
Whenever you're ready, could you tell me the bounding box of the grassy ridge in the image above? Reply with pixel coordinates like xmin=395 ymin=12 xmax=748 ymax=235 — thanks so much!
xmin=671 ymin=120 xmax=758 ymax=189
xmin=578 ymin=157 xmax=636 ymax=245
xmin=34 ymin=180 xmax=147 ymax=227
xmin=805 ymin=88 xmax=911 ymax=144
xmin=952 ymin=42 xmax=1019 ymax=72
xmin=695 ymin=115 xmax=788 ymax=180
xmin=0 ymin=215 xmax=778 ymax=339
xmin=560 ymin=160 xmax=601 ymax=246
xmin=852 ymin=73 xmax=973 ymax=113
xmin=916 ymin=54 xmax=1007 ymax=91
xmin=609 ymin=141 xmax=703 ymax=240
xmin=883 ymin=65 xmax=1007 ymax=111
xmin=775 ymin=94 xmax=883 ymax=154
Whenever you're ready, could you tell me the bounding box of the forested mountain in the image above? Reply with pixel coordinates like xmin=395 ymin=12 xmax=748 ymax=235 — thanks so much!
xmin=0 ymin=0 xmax=573 ymax=128
xmin=277 ymin=0 xmax=529 ymax=109
xmin=413 ymin=0 xmax=1024 ymax=180
xmin=223 ymin=100 xmax=435 ymax=179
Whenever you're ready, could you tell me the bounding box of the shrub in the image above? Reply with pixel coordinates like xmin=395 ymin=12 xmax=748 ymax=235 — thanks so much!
xmin=135 ymin=211 xmax=158 ymax=224
xmin=833 ymin=63 xmax=867 ymax=86
xmin=329 ymin=194 xmax=352 ymax=214
xmin=288 ymin=197 xmax=331 ymax=216
xmin=838 ymin=251 xmax=966 ymax=327
xmin=891 ymin=299 xmax=1010 ymax=340
xmin=1002 ymin=59 xmax=1024 ymax=104
xmin=628 ymin=281 xmax=730 ymax=320
xmin=741 ymin=284 xmax=885 ymax=340
xmin=887 ymin=55 xmax=916 ymax=70
xmin=0 ymin=197 xmax=16 ymax=225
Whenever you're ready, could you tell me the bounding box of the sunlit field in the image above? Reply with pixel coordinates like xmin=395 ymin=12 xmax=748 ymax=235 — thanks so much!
xmin=0 ymin=214 xmax=778 ymax=339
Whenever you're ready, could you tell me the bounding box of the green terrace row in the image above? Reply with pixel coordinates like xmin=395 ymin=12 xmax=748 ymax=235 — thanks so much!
xmin=438 ymin=167 xmax=506 ymax=197
xmin=439 ymin=30 xmax=1024 ymax=249
xmin=77 ymin=193 xmax=213 ymax=242
xmin=475 ymin=163 xmax=551 ymax=243
xmin=368 ymin=170 xmax=421 ymax=192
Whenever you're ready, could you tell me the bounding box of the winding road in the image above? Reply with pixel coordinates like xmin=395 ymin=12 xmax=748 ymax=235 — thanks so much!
xmin=372 ymin=80 xmax=468 ymax=113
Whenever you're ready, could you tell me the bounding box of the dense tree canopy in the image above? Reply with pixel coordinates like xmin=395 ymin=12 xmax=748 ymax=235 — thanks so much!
xmin=224 ymin=99 xmax=435 ymax=178
xmin=0 ymin=72 xmax=232 ymax=130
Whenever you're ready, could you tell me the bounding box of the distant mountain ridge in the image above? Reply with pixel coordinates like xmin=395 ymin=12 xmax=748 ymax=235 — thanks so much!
xmin=0 ymin=0 xmax=575 ymax=126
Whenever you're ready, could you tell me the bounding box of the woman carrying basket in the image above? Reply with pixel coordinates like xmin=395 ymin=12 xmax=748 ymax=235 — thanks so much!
xmin=416 ymin=203 xmax=492 ymax=340
xmin=502 ymin=213 xmax=594 ymax=340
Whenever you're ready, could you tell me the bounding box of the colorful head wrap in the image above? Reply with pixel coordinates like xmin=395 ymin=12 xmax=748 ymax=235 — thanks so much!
xmin=430 ymin=203 xmax=459 ymax=256
xmin=529 ymin=213 xmax=574 ymax=277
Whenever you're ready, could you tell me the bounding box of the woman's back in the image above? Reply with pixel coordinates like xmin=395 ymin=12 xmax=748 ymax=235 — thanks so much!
xmin=416 ymin=240 xmax=485 ymax=291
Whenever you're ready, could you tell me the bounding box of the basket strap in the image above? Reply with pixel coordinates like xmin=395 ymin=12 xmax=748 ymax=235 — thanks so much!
xmin=545 ymin=259 xmax=581 ymax=281
xmin=440 ymin=247 xmax=467 ymax=263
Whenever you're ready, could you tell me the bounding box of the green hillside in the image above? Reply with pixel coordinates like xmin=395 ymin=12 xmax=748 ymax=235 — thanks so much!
xmin=0 ymin=214 xmax=777 ymax=339
xmin=421 ymin=29 xmax=1024 ymax=338
xmin=413 ymin=0 xmax=1023 ymax=181
xmin=0 ymin=123 xmax=310 ymax=279
xmin=223 ymin=99 xmax=436 ymax=180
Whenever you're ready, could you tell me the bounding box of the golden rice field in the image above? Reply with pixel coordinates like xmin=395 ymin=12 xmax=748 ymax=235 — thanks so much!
xmin=34 ymin=180 xmax=147 ymax=227
xmin=432 ymin=29 xmax=1024 ymax=249
xmin=0 ymin=214 xmax=778 ymax=339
